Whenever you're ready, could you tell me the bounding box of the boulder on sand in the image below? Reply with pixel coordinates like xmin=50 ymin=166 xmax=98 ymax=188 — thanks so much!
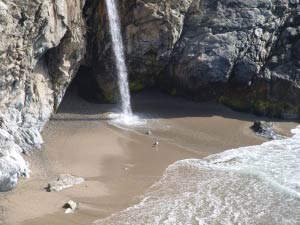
xmin=251 ymin=121 xmax=285 ymax=140
xmin=46 ymin=174 xmax=84 ymax=192
xmin=63 ymin=200 xmax=78 ymax=214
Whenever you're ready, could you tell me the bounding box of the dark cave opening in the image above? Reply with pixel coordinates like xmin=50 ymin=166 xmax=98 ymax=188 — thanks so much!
xmin=67 ymin=65 xmax=103 ymax=103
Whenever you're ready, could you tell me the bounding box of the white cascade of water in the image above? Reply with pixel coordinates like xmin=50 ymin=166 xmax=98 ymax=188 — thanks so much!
xmin=105 ymin=0 xmax=132 ymax=116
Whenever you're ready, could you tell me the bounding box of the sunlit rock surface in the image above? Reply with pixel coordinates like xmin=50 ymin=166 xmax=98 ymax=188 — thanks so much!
xmin=0 ymin=0 xmax=86 ymax=191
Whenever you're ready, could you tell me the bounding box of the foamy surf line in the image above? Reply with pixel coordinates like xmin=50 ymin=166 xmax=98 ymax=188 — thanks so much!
xmin=95 ymin=126 xmax=300 ymax=225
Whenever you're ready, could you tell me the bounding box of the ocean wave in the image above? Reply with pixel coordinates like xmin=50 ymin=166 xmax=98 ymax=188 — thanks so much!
xmin=95 ymin=126 xmax=300 ymax=225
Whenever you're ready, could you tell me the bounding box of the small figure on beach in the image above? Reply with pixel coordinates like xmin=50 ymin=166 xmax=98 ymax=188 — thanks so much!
xmin=152 ymin=142 xmax=159 ymax=147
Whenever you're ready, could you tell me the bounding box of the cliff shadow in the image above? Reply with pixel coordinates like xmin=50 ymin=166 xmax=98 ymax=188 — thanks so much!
xmin=54 ymin=80 xmax=297 ymax=124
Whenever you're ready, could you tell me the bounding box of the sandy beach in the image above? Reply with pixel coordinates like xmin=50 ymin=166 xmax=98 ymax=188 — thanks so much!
xmin=0 ymin=89 xmax=297 ymax=225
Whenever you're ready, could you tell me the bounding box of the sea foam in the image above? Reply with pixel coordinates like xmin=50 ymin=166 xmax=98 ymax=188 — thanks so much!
xmin=95 ymin=126 xmax=300 ymax=225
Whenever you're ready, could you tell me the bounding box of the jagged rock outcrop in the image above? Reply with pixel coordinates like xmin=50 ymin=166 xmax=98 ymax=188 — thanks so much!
xmin=47 ymin=174 xmax=85 ymax=192
xmin=166 ymin=0 xmax=300 ymax=118
xmin=0 ymin=0 xmax=86 ymax=191
xmin=88 ymin=0 xmax=300 ymax=118
xmin=251 ymin=120 xmax=285 ymax=140
xmin=85 ymin=0 xmax=194 ymax=101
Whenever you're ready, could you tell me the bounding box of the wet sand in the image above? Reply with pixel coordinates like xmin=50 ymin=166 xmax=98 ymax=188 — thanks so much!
xmin=0 ymin=90 xmax=297 ymax=225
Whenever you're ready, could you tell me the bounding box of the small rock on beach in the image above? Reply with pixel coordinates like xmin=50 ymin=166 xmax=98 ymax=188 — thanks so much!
xmin=46 ymin=174 xmax=85 ymax=192
xmin=63 ymin=200 xmax=78 ymax=214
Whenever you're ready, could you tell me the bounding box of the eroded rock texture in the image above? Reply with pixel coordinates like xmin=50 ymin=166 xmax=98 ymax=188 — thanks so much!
xmin=1 ymin=0 xmax=300 ymax=191
xmin=86 ymin=0 xmax=194 ymax=101
xmin=167 ymin=0 xmax=300 ymax=118
xmin=0 ymin=0 xmax=86 ymax=191
xmin=87 ymin=0 xmax=300 ymax=117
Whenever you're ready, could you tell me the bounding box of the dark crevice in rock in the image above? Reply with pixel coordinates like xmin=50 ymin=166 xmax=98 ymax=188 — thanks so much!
xmin=71 ymin=65 xmax=104 ymax=103
xmin=18 ymin=11 xmax=27 ymax=26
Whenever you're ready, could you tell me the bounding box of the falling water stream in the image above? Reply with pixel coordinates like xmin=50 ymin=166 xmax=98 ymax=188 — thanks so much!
xmin=105 ymin=0 xmax=132 ymax=116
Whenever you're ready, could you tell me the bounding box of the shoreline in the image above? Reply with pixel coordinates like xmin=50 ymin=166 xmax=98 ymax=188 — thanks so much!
xmin=0 ymin=90 xmax=297 ymax=225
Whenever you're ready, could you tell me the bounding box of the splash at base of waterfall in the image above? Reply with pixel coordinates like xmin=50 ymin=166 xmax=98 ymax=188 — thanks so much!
xmin=113 ymin=114 xmax=146 ymax=127
xmin=101 ymin=112 xmax=146 ymax=127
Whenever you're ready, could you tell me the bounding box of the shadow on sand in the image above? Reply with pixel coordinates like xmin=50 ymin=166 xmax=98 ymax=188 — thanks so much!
xmin=54 ymin=86 xmax=298 ymax=124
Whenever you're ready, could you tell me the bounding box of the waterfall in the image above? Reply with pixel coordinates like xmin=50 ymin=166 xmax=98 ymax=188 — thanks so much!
xmin=105 ymin=0 xmax=132 ymax=116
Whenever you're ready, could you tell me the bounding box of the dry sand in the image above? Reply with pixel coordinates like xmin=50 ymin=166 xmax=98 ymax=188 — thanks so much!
xmin=0 ymin=90 xmax=297 ymax=225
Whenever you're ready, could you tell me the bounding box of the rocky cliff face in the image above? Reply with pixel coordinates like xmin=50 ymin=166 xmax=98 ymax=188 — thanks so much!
xmin=0 ymin=0 xmax=86 ymax=191
xmin=166 ymin=0 xmax=300 ymax=118
xmin=88 ymin=0 xmax=300 ymax=117
xmin=86 ymin=0 xmax=194 ymax=101
xmin=1 ymin=0 xmax=300 ymax=191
